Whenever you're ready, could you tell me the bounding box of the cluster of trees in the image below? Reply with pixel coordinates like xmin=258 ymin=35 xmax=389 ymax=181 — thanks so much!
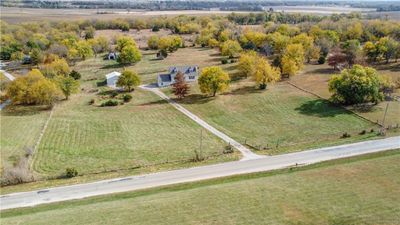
xmin=6 ymin=68 xmax=80 ymax=105
xmin=5 ymin=54 xmax=82 ymax=105
xmin=147 ymin=35 xmax=183 ymax=58
xmin=238 ymin=51 xmax=280 ymax=89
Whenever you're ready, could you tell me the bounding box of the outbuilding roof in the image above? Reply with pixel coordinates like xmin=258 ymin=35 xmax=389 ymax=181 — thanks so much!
xmin=105 ymin=71 xmax=121 ymax=80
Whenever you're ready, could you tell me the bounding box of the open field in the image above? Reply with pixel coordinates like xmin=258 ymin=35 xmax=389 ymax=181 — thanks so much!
xmin=0 ymin=106 xmax=50 ymax=169
xmin=1 ymin=50 xmax=238 ymax=180
xmin=164 ymin=79 xmax=379 ymax=154
xmin=32 ymin=89 xmax=229 ymax=177
xmin=291 ymin=63 xmax=400 ymax=126
xmin=1 ymin=6 xmax=387 ymax=24
xmin=2 ymin=150 xmax=399 ymax=225
xmin=0 ymin=7 xmax=250 ymax=24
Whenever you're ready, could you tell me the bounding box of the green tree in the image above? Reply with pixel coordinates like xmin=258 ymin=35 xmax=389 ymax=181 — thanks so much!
xmin=84 ymin=26 xmax=95 ymax=40
xmin=329 ymin=65 xmax=383 ymax=105
xmin=116 ymin=70 xmax=141 ymax=92
xmin=221 ymin=40 xmax=242 ymax=58
xmin=116 ymin=36 xmax=137 ymax=52
xmin=198 ymin=66 xmax=230 ymax=97
xmin=376 ymin=37 xmax=399 ymax=63
xmin=30 ymin=48 xmax=44 ymax=65
xmin=117 ymin=45 xmax=142 ymax=65
xmin=75 ymin=40 xmax=94 ymax=60
xmin=55 ymin=75 xmax=80 ymax=100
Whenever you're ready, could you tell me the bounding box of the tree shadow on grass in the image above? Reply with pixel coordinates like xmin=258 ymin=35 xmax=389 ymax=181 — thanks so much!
xmin=139 ymin=99 xmax=169 ymax=106
xmin=174 ymin=94 xmax=214 ymax=105
xmin=230 ymin=71 xmax=247 ymax=82
xmin=295 ymin=99 xmax=350 ymax=117
xmin=97 ymin=89 xmax=122 ymax=97
xmin=2 ymin=105 xmax=51 ymax=116
xmin=96 ymin=79 xmax=107 ymax=87
xmin=223 ymin=85 xmax=263 ymax=96
xmin=101 ymin=64 xmax=124 ymax=69
xmin=310 ymin=67 xmax=336 ymax=75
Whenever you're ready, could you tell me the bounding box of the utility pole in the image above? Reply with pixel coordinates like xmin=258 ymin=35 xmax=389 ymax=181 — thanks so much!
xmin=199 ymin=129 xmax=203 ymax=159
xmin=380 ymin=102 xmax=389 ymax=135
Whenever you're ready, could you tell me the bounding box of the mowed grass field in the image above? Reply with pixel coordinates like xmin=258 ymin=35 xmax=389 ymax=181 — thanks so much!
xmin=0 ymin=106 xmax=50 ymax=169
xmin=291 ymin=63 xmax=400 ymax=126
xmin=3 ymin=150 xmax=399 ymax=225
xmin=1 ymin=49 xmax=237 ymax=179
xmin=164 ymin=80 xmax=378 ymax=154
xmin=32 ymin=89 xmax=228 ymax=177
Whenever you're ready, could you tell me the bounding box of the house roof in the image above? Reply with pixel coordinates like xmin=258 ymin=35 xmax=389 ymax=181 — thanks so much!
xmin=159 ymin=74 xmax=172 ymax=82
xmin=105 ymin=71 xmax=121 ymax=80
xmin=169 ymin=66 xmax=198 ymax=74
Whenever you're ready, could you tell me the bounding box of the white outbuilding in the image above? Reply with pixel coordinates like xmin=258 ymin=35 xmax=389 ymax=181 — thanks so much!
xmin=105 ymin=71 xmax=121 ymax=88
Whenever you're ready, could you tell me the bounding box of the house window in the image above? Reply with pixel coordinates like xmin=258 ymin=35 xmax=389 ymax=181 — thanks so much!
xmin=189 ymin=76 xmax=195 ymax=80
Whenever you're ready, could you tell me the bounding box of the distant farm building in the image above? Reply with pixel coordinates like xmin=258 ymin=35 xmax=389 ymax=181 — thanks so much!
xmin=157 ymin=66 xmax=199 ymax=87
xmin=107 ymin=52 xmax=118 ymax=60
xmin=105 ymin=71 xmax=121 ymax=88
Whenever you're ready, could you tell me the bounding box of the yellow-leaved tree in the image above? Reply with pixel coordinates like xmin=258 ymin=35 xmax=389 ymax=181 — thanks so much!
xmin=253 ymin=57 xmax=281 ymax=89
xmin=238 ymin=51 xmax=257 ymax=77
xmin=6 ymin=69 xmax=61 ymax=105
xmin=198 ymin=66 xmax=230 ymax=97
xmin=281 ymin=44 xmax=305 ymax=77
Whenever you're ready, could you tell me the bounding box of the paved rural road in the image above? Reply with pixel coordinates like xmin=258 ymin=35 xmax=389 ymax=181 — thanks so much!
xmin=140 ymin=84 xmax=263 ymax=160
xmin=1 ymin=136 xmax=399 ymax=210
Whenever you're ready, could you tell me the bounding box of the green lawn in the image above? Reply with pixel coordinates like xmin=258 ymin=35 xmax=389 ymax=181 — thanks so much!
xmin=291 ymin=63 xmax=400 ymax=127
xmin=0 ymin=106 xmax=51 ymax=170
xmin=1 ymin=50 xmax=236 ymax=180
xmin=164 ymin=80 xmax=379 ymax=154
xmin=3 ymin=150 xmax=399 ymax=225
xmin=32 ymin=89 xmax=229 ymax=177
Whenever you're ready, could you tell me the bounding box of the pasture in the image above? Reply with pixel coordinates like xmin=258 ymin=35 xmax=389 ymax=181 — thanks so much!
xmin=290 ymin=63 xmax=400 ymax=126
xmin=1 ymin=48 xmax=238 ymax=180
xmin=164 ymin=79 xmax=378 ymax=154
xmin=3 ymin=150 xmax=399 ymax=225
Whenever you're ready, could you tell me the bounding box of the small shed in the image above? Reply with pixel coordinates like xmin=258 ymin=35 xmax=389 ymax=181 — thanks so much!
xmin=107 ymin=52 xmax=118 ymax=60
xmin=105 ymin=71 xmax=121 ymax=88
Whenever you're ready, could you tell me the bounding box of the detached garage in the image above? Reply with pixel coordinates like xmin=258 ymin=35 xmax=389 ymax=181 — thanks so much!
xmin=105 ymin=71 xmax=121 ymax=88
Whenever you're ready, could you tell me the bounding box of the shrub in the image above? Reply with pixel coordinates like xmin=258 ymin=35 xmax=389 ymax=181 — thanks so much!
xmin=152 ymin=26 xmax=160 ymax=32
xmin=341 ymin=132 xmax=351 ymax=138
xmin=101 ymin=99 xmax=119 ymax=107
xmin=65 ymin=168 xmax=78 ymax=178
xmin=69 ymin=70 xmax=81 ymax=80
xmin=0 ymin=157 xmax=35 ymax=186
xmin=110 ymin=91 xmax=118 ymax=98
xmin=318 ymin=56 xmax=326 ymax=64
xmin=122 ymin=94 xmax=133 ymax=102
xmin=359 ymin=130 xmax=366 ymax=135
xmin=88 ymin=98 xmax=95 ymax=105
xmin=223 ymin=144 xmax=234 ymax=154
xmin=221 ymin=58 xmax=228 ymax=64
